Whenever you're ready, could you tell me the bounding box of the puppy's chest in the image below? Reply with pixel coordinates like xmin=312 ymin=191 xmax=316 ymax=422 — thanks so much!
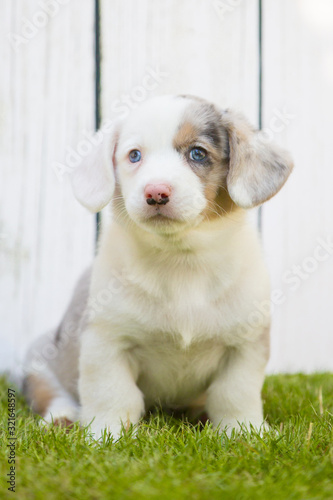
xmin=120 ymin=261 xmax=239 ymax=345
xmin=133 ymin=335 xmax=225 ymax=406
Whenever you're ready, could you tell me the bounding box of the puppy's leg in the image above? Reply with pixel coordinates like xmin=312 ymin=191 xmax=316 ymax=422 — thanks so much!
xmin=205 ymin=330 xmax=269 ymax=436
xmin=23 ymin=332 xmax=79 ymax=425
xmin=79 ymin=327 xmax=145 ymax=441
xmin=23 ymin=370 xmax=79 ymax=425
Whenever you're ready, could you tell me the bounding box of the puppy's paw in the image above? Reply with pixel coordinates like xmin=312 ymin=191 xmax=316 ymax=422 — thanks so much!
xmin=88 ymin=421 xmax=123 ymax=443
xmin=40 ymin=397 xmax=79 ymax=430
xmin=217 ymin=418 xmax=270 ymax=438
xmin=80 ymin=402 xmax=143 ymax=443
xmin=82 ymin=416 xmax=137 ymax=443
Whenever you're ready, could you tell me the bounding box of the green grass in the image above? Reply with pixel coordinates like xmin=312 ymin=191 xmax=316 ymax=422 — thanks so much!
xmin=1 ymin=374 xmax=333 ymax=499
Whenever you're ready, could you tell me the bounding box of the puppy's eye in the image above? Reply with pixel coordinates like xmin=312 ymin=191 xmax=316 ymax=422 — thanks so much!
xmin=189 ymin=147 xmax=207 ymax=162
xmin=129 ymin=150 xmax=142 ymax=163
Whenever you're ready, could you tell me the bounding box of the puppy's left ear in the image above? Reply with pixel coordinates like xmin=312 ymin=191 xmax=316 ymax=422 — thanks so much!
xmin=71 ymin=127 xmax=118 ymax=213
xmin=221 ymin=110 xmax=294 ymax=208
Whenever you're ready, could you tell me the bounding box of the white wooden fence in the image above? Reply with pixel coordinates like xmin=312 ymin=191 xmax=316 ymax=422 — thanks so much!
xmin=1 ymin=0 xmax=332 ymax=376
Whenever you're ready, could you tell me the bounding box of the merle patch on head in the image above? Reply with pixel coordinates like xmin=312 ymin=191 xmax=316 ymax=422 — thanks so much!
xmin=172 ymin=97 xmax=237 ymax=219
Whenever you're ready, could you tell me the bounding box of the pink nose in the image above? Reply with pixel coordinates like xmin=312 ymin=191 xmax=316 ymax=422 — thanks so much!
xmin=144 ymin=184 xmax=171 ymax=205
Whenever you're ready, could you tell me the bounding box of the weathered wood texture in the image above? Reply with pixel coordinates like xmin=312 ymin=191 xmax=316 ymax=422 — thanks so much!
xmin=100 ymin=0 xmax=259 ymax=122
xmin=0 ymin=0 xmax=96 ymax=373
xmin=262 ymin=0 xmax=333 ymax=372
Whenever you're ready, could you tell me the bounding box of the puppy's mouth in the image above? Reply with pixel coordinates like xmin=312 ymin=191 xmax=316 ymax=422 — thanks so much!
xmin=139 ymin=205 xmax=194 ymax=233
xmin=144 ymin=203 xmax=177 ymax=220
xmin=145 ymin=211 xmax=182 ymax=224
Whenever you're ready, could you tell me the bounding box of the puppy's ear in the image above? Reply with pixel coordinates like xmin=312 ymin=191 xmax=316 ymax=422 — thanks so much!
xmin=221 ymin=110 xmax=293 ymax=208
xmin=71 ymin=128 xmax=117 ymax=213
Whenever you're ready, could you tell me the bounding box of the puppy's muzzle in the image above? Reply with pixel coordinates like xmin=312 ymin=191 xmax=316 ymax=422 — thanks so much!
xmin=145 ymin=184 xmax=171 ymax=205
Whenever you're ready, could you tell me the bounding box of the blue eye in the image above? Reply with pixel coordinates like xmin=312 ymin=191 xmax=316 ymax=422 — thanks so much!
xmin=189 ymin=147 xmax=207 ymax=162
xmin=129 ymin=150 xmax=142 ymax=163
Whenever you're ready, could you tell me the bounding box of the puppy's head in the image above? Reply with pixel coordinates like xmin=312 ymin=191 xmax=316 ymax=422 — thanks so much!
xmin=72 ymin=95 xmax=293 ymax=234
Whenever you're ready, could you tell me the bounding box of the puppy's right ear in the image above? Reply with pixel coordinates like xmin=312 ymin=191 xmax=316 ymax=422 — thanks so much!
xmin=71 ymin=129 xmax=117 ymax=213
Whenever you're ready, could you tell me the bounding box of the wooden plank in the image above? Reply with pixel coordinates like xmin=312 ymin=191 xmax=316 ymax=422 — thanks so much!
xmin=100 ymin=0 xmax=260 ymax=122
xmin=0 ymin=0 xmax=96 ymax=375
xmin=262 ymin=0 xmax=333 ymax=372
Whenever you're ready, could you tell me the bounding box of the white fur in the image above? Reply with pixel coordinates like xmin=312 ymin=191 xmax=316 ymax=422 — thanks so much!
xmin=24 ymin=95 xmax=293 ymax=440
xmin=227 ymin=180 xmax=254 ymax=209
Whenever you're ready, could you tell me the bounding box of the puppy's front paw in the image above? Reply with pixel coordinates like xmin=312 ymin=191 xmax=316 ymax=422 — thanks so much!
xmin=216 ymin=418 xmax=269 ymax=437
xmin=40 ymin=397 xmax=79 ymax=429
xmin=82 ymin=414 xmax=135 ymax=443
xmin=88 ymin=421 xmax=123 ymax=442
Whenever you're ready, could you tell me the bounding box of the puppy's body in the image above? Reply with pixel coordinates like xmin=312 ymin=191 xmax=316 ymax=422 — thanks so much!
xmin=24 ymin=95 xmax=292 ymax=439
